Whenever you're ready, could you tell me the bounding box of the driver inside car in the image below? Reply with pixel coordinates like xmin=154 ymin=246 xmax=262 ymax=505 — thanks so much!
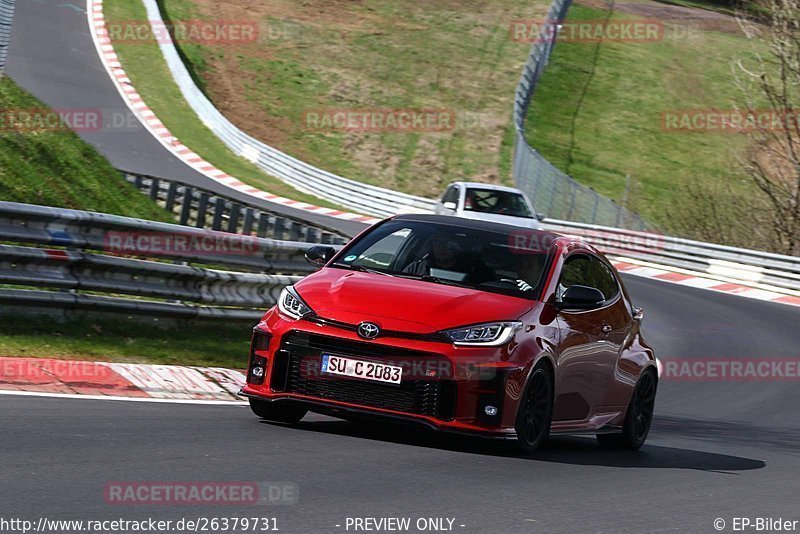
xmin=403 ymin=234 xmax=463 ymax=276
xmin=403 ymin=233 xmax=494 ymax=284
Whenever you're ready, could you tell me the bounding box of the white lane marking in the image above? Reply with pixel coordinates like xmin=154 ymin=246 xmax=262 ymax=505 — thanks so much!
xmin=0 ymin=389 xmax=247 ymax=405
xmin=675 ymin=277 xmax=727 ymax=289
xmin=707 ymin=259 xmax=764 ymax=282
xmin=625 ymin=266 xmax=669 ymax=278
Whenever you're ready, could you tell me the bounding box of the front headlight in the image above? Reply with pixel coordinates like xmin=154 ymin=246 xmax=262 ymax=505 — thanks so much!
xmin=277 ymin=286 xmax=314 ymax=320
xmin=443 ymin=321 xmax=522 ymax=346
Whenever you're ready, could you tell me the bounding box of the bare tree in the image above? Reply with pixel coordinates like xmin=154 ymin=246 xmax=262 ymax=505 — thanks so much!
xmin=734 ymin=0 xmax=800 ymax=255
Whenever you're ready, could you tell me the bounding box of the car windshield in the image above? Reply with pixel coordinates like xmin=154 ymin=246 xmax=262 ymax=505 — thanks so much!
xmin=462 ymin=188 xmax=533 ymax=218
xmin=332 ymin=220 xmax=553 ymax=300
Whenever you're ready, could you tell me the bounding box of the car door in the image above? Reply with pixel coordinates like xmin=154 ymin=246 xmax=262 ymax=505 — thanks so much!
xmin=552 ymin=253 xmax=625 ymax=422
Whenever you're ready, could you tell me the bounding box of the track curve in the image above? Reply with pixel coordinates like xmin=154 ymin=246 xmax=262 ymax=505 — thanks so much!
xmin=5 ymin=0 xmax=366 ymax=237
xmin=3 ymin=1 xmax=800 ymax=532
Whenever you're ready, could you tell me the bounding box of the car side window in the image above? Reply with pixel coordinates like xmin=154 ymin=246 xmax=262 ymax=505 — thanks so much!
xmin=441 ymin=186 xmax=459 ymax=205
xmin=557 ymin=254 xmax=619 ymax=302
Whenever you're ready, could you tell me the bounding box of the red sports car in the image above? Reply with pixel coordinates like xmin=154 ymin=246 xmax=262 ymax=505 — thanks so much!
xmin=241 ymin=215 xmax=657 ymax=453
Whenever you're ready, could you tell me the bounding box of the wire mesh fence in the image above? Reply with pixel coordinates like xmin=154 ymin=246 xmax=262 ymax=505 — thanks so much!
xmin=0 ymin=0 xmax=16 ymax=73
xmin=512 ymin=0 xmax=657 ymax=231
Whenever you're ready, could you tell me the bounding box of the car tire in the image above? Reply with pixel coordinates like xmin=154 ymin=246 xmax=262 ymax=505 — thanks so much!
xmin=597 ymin=368 xmax=657 ymax=450
xmin=249 ymin=399 xmax=307 ymax=424
xmin=514 ymin=362 xmax=554 ymax=454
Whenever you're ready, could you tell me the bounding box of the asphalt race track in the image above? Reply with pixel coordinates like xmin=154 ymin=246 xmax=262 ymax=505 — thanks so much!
xmin=5 ymin=0 xmax=365 ymax=237
xmin=3 ymin=1 xmax=800 ymax=533
xmin=2 ymin=266 xmax=799 ymax=533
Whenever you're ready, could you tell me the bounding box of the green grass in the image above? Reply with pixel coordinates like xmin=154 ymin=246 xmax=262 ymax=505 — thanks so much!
xmin=0 ymin=315 xmax=252 ymax=368
xmin=107 ymin=0 xmax=549 ymax=199
xmin=0 ymin=77 xmax=171 ymax=220
xmin=103 ymin=0 xmax=344 ymax=210
xmin=524 ymin=2 xmax=762 ymax=235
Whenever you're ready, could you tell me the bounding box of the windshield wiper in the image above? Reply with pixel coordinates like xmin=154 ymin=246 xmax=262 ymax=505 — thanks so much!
xmin=404 ymin=273 xmax=471 ymax=288
xmin=332 ymin=263 xmax=395 ymax=277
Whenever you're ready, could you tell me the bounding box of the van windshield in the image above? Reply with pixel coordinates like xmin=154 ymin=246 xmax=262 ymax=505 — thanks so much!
xmin=463 ymin=188 xmax=533 ymax=218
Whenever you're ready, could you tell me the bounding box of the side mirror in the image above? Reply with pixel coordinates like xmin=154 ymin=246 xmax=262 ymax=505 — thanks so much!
xmin=442 ymin=201 xmax=457 ymax=210
xmin=305 ymin=245 xmax=337 ymax=269
xmin=633 ymin=306 xmax=644 ymax=323
xmin=535 ymin=212 xmax=546 ymax=221
xmin=556 ymin=285 xmax=605 ymax=310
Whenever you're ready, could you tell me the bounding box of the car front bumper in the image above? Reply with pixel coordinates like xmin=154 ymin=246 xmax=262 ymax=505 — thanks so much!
xmin=240 ymin=311 xmax=532 ymax=438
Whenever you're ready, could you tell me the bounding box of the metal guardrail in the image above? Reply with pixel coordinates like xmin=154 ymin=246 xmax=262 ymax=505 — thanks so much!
xmin=542 ymin=219 xmax=800 ymax=292
xmin=0 ymin=202 xmax=333 ymax=319
xmin=120 ymin=170 xmax=349 ymax=244
xmin=140 ymin=0 xmax=437 ymax=218
xmin=0 ymin=0 xmax=15 ymax=73
xmin=512 ymin=0 xmax=656 ymax=231
xmin=0 ymin=200 xmax=796 ymax=324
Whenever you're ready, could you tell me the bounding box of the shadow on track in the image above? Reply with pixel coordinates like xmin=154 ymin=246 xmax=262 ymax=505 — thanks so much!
xmin=653 ymin=416 xmax=800 ymax=454
xmin=258 ymin=418 xmax=765 ymax=472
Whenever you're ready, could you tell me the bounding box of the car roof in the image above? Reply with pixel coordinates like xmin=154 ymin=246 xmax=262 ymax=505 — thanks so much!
xmin=447 ymin=181 xmax=528 ymax=194
xmin=391 ymin=213 xmax=563 ymax=242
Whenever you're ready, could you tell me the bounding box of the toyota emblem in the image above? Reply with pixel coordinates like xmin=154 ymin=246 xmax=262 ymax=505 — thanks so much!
xmin=357 ymin=322 xmax=381 ymax=340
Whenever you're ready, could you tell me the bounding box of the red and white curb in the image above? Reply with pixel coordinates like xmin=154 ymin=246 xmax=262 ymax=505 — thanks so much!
xmin=610 ymin=258 xmax=800 ymax=308
xmin=86 ymin=0 xmax=379 ymax=226
xmin=0 ymin=358 xmax=247 ymax=404
xmin=0 ymin=356 xmax=664 ymax=404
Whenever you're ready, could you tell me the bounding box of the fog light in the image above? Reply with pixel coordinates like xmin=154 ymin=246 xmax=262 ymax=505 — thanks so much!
xmin=252 ymin=366 xmax=264 ymax=378
xmin=484 ymin=405 xmax=498 ymax=416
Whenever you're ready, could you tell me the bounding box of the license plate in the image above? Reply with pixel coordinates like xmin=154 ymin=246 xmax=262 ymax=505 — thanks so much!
xmin=320 ymin=354 xmax=402 ymax=385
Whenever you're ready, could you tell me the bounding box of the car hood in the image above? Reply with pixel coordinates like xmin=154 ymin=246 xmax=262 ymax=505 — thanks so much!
xmin=294 ymin=268 xmax=534 ymax=334
xmin=459 ymin=211 xmax=542 ymax=229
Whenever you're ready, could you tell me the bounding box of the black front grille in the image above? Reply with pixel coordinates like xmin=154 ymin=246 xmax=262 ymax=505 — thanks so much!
xmin=273 ymin=332 xmax=456 ymax=420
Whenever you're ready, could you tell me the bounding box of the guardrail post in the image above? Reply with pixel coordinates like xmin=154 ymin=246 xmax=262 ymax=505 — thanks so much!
xmin=288 ymin=222 xmax=301 ymax=242
xmin=242 ymin=208 xmax=255 ymax=235
xmin=273 ymin=218 xmax=286 ymax=240
xmin=195 ymin=193 xmax=209 ymax=228
xmin=227 ymin=204 xmax=241 ymax=233
xmin=179 ymin=187 xmax=193 ymax=226
xmin=305 ymin=228 xmax=321 ymax=243
xmin=149 ymin=178 xmax=160 ymax=202
xmin=212 ymin=198 xmax=225 ymax=231
xmin=165 ymin=182 xmax=178 ymax=212
xmin=257 ymin=213 xmax=269 ymax=238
